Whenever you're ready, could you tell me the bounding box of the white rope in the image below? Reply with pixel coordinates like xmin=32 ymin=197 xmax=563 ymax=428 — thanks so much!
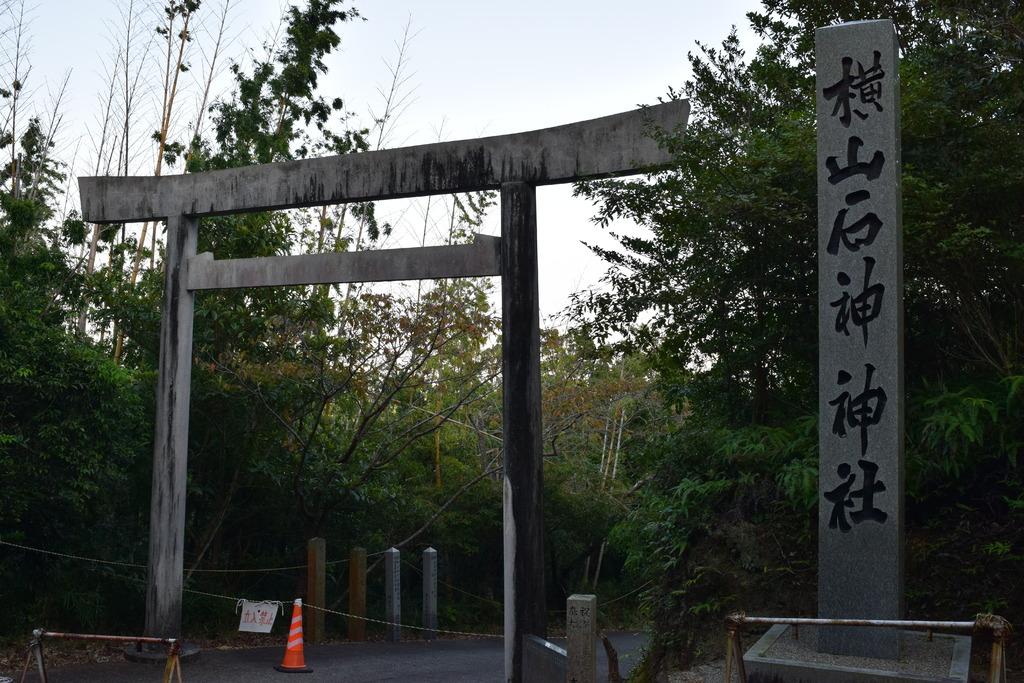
xmin=2 ymin=537 xmax=644 ymax=634
xmin=82 ymin=568 xmax=502 ymax=640
xmin=401 ymin=558 xmax=502 ymax=607
xmin=189 ymin=564 xmax=307 ymax=573
xmin=602 ymin=579 xmax=655 ymax=606
xmin=179 ymin=584 xmax=501 ymax=639
xmin=304 ymin=602 xmax=501 ymax=639
xmin=0 ymin=538 xmax=384 ymax=574
xmin=0 ymin=538 xmax=146 ymax=569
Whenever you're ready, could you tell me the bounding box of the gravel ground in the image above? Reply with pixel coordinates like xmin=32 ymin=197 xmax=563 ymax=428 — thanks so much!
xmin=763 ymin=626 xmax=954 ymax=677
xmin=668 ymin=632 xmax=1024 ymax=683
xmin=668 ymin=660 xmax=727 ymax=682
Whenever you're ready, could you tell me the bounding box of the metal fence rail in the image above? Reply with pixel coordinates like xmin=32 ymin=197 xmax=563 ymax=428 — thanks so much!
xmin=19 ymin=630 xmax=182 ymax=683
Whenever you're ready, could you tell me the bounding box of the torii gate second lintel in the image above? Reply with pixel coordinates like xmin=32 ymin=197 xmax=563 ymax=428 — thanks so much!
xmin=77 ymin=99 xmax=689 ymax=683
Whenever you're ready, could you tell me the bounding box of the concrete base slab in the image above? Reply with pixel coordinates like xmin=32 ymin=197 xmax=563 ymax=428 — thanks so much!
xmin=123 ymin=642 xmax=199 ymax=664
xmin=744 ymin=625 xmax=970 ymax=683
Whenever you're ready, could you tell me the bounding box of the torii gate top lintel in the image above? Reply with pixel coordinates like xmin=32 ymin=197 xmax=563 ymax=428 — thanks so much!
xmin=78 ymin=100 xmax=688 ymax=224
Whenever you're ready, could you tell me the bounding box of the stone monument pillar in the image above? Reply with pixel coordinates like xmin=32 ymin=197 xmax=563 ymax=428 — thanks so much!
xmin=385 ymin=547 xmax=401 ymax=642
xmin=816 ymin=18 xmax=904 ymax=659
xmin=423 ymin=547 xmax=437 ymax=640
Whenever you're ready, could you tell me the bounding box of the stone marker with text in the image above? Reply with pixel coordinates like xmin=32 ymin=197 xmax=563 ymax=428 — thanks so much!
xmin=816 ymin=18 xmax=904 ymax=659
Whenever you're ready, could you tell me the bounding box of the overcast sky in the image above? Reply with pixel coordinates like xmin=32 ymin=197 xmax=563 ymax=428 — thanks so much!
xmin=30 ymin=0 xmax=760 ymax=321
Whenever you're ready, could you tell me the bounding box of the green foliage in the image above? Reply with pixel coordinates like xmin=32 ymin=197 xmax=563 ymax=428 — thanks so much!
xmin=201 ymin=0 xmax=365 ymax=168
xmin=572 ymin=0 xmax=1024 ymax=672
xmin=0 ymin=119 xmax=147 ymax=633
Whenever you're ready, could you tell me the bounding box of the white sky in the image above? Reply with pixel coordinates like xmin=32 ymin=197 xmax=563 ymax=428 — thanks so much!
xmin=30 ymin=0 xmax=760 ymax=322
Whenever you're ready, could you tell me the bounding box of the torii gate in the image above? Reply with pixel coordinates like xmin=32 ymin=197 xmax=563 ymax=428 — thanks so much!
xmin=78 ymin=99 xmax=689 ymax=682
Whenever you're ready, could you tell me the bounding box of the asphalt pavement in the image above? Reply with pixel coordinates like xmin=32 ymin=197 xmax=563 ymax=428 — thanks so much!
xmin=8 ymin=632 xmax=647 ymax=682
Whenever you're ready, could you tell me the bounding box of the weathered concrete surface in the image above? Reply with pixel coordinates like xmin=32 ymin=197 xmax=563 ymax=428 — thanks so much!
xmin=77 ymin=100 xmax=689 ymax=223
xmin=522 ymin=635 xmax=567 ymax=683
xmin=816 ymin=19 xmax=904 ymax=659
xmin=187 ymin=234 xmax=501 ymax=290
xmin=145 ymin=214 xmax=198 ymax=639
xmin=385 ymin=548 xmax=401 ymax=643
xmin=501 ymin=181 xmax=546 ymax=683
xmin=745 ymin=625 xmax=970 ymax=683
xmin=7 ymin=632 xmax=648 ymax=683
xmin=423 ymin=547 xmax=438 ymax=640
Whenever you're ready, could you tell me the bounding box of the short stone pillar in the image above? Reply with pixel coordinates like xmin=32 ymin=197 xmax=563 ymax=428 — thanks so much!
xmin=566 ymin=594 xmax=597 ymax=683
xmin=423 ymin=547 xmax=437 ymax=640
xmin=347 ymin=546 xmax=367 ymax=641
xmin=384 ymin=547 xmax=401 ymax=642
xmin=306 ymin=537 xmax=326 ymax=643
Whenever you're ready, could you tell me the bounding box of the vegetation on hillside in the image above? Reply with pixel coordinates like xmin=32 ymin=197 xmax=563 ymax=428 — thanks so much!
xmin=573 ymin=0 xmax=1023 ymax=674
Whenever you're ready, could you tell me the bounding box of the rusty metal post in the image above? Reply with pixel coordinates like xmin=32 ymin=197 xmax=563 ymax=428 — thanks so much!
xmin=974 ymin=614 xmax=1012 ymax=683
xmin=160 ymin=640 xmax=182 ymax=682
xmin=24 ymin=630 xmax=185 ymax=681
xmin=988 ymin=625 xmax=1009 ymax=683
xmin=733 ymin=630 xmax=747 ymax=682
xmin=31 ymin=628 xmax=47 ymax=683
xmin=723 ymin=631 xmax=734 ymax=683
xmin=20 ymin=634 xmax=47 ymax=683
xmin=724 ymin=614 xmax=748 ymax=683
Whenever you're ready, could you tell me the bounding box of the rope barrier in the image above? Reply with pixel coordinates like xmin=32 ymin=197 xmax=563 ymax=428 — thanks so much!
xmin=0 ymin=538 xmax=383 ymax=574
xmin=103 ymin=570 xmax=502 ymax=639
xmin=2 ymin=536 xmax=651 ymax=629
xmin=401 ymin=558 xmax=503 ymax=607
xmin=603 ymin=579 xmax=655 ymax=606
xmin=0 ymin=538 xmax=146 ymax=569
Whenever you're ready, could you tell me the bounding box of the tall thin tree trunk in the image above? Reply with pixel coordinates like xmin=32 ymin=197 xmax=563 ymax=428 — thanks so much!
xmin=116 ymin=2 xmax=195 ymax=363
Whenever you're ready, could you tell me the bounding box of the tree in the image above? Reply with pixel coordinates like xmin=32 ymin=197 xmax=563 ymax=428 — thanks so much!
xmin=0 ymin=112 xmax=147 ymax=632
xmin=573 ymin=0 xmax=1024 ymax=673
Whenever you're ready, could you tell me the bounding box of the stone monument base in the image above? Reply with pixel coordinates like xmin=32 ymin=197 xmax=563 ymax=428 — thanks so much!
xmin=743 ymin=625 xmax=970 ymax=683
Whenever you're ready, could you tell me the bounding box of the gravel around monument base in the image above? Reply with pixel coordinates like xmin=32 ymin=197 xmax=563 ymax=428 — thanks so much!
xmin=763 ymin=626 xmax=952 ymax=678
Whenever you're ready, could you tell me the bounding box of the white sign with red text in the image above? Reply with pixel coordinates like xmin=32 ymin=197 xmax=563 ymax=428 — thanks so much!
xmin=238 ymin=600 xmax=279 ymax=633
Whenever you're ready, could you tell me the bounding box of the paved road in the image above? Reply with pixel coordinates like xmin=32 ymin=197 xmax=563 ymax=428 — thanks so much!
xmin=9 ymin=632 xmax=646 ymax=682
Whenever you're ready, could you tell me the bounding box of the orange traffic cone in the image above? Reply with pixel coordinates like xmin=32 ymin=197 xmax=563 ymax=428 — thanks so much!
xmin=275 ymin=598 xmax=313 ymax=674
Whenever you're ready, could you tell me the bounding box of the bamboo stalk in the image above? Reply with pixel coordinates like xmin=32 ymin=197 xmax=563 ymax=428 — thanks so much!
xmin=117 ymin=0 xmax=197 ymax=363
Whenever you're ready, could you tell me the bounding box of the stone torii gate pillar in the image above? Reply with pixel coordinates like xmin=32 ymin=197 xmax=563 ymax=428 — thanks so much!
xmin=78 ymin=100 xmax=688 ymax=682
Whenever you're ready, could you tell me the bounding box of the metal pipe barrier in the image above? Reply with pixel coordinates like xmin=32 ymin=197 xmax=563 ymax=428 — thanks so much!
xmin=723 ymin=613 xmax=1011 ymax=683
xmin=522 ymin=634 xmax=568 ymax=683
xmin=19 ymin=629 xmax=183 ymax=683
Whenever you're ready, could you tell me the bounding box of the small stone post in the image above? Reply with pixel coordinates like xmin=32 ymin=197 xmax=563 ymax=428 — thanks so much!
xmin=306 ymin=537 xmax=326 ymax=643
xmin=423 ymin=547 xmax=438 ymax=640
xmin=347 ymin=547 xmax=367 ymax=641
xmin=385 ymin=547 xmax=401 ymax=642
xmin=566 ymin=594 xmax=597 ymax=683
